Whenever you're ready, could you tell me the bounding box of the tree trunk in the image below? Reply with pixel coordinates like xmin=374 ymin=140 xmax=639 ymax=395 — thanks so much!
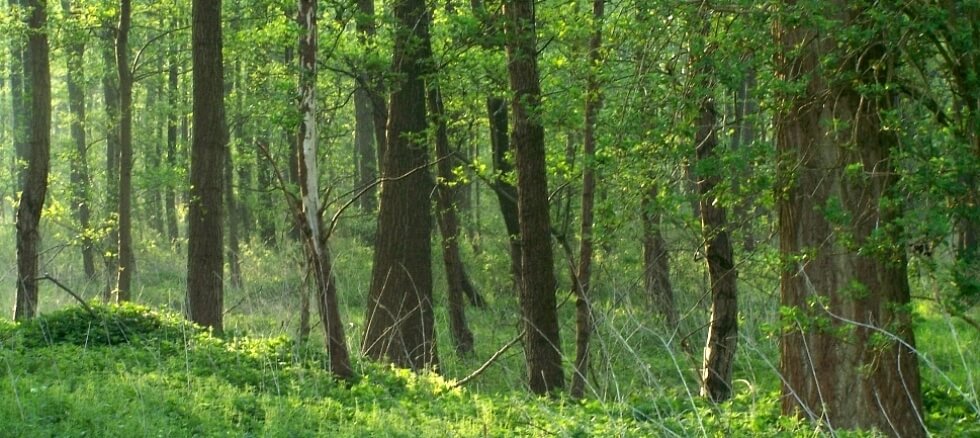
xmin=571 ymin=0 xmax=604 ymax=400
xmin=354 ymin=87 xmax=378 ymax=213
xmin=225 ymin=144 xmax=243 ymax=289
xmin=13 ymin=0 xmax=49 ymax=321
xmin=731 ymin=68 xmax=758 ymax=253
xmin=504 ymin=0 xmax=564 ymax=395
xmin=256 ymin=135 xmax=277 ymax=244
xmin=62 ymin=0 xmax=96 ymax=279
xmin=114 ymin=0 xmax=135 ymax=302
xmin=187 ymin=0 xmax=227 ymax=333
xmin=486 ymin=97 xmax=522 ymax=289
xmin=693 ymin=10 xmax=738 ymax=403
xmin=295 ymin=0 xmax=354 ymax=378
xmin=642 ymin=184 xmax=677 ymax=327
xmin=429 ymin=86 xmax=475 ymax=355
xmin=9 ymin=0 xmax=27 ymax=190
xmin=362 ymin=0 xmax=439 ymax=372
xmin=775 ymin=3 xmax=924 ymax=435
xmin=165 ymin=36 xmax=180 ymax=245
xmin=100 ymin=25 xmax=120 ymax=302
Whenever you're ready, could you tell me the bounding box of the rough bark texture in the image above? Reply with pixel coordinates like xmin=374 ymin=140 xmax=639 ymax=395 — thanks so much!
xmin=62 ymin=0 xmax=96 ymax=279
xmin=775 ymin=3 xmax=924 ymax=435
xmin=114 ymin=0 xmax=134 ymax=302
xmin=504 ymin=0 xmax=564 ymax=395
xmin=361 ymin=0 xmax=439 ymax=372
xmin=642 ymin=185 xmax=677 ymax=328
xmin=487 ymin=97 xmax=522 ymax=288
xmin=692 ymin=11 xmax=738 ymax=403
xmin=187 ymin=0 xmax=227 ymax=333
xmin=429 ymin=86 xmax=475 ymax=355
xmin=14 ymin=0 xmax=49 ymax=321
xmin=571 ymin=0 xmax=604 ymax=400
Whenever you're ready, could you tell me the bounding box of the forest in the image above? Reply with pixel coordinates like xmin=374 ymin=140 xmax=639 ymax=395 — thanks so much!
xmin=2 ymin=0 xmax=979 ymax=436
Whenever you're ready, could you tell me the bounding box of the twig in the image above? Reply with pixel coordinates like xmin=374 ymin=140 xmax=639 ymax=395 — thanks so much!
xmin=37 ymin=273 xmax=96 ymax=316
xmin=451 ymin=330 xmax=525 ymax=388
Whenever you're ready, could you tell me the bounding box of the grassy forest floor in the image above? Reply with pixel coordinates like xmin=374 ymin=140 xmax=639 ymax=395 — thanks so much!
xmin=1 ymin=220 xmax=978 ymax=436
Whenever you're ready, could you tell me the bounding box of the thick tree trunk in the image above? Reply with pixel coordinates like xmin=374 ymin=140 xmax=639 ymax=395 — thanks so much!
xmin=187 ymin=0 xmax=227 ymax=333
xmin=775 ymin=4 xmax=924 ymax=435
xmin=504 ymin=0 xmax=564 ymax=395
xmin=694 ymin=11 xmax=738 ymax=403
xmin=14 ymin=0 xmax=49 ymax=321
xmin=62 ymin=0 xmax=96 ymax=279
xmin=165 ymin=41 xmax=180 ymax=245
xmin=486 ymin=97 xmax=522 ymax=288
xmin=362 ymin=0 xmax=439 ymax=372
xmin=100 ymin=27 xmax=120 ymax=301
xmin=571 ymin=0 xmax=604 ymax=400
xmin=295 ymin=0 xmax=354 ymax=379
xmin=642 ymin=185 xmax=677 ymax=327
xmin=429 ymin=86 xmax=475 ymax=355
xmin=114 ymin=0 xmax=135 ymax=302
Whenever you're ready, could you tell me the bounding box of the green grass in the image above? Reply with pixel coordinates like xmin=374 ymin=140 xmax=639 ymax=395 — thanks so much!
xmin=1 ymin=216 xmax=978 ymax=436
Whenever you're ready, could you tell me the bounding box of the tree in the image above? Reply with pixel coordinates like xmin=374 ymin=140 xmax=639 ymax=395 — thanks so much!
xmin=775 ymin=2 xmax=924 ymax=434
xmin=14 ymin=0 xmax=50 ymax=321
xmin=100 ymin=22 xmax=121 ymax=300
xmin=692 ymin=9 xmax=738 ymax=403
xmin=361 ymin=0 xmax=439 ymax=371
xmin=114 ymin=0 xmax=135 ymax=302
xmin=504 ymin=0 xmax=564 ymax=395
xmin=186 ymin=0 xmax=227 ymax=333
xmin=295 ymin=0 xmax=353 ymax=378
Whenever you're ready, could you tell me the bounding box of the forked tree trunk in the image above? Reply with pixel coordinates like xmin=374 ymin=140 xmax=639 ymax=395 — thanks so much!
xmin=295 ymin=0 xmax=354 ymax=379
xmin=362 ymin=0 xmax=439 ymax=372
xmin=186 ymin=0 xmax=227 ymax=333
xmin=62 ymin=0 xmax=96 ymax=279
xmin=775 ymin=3 xmax=924 ymax=435
xmin=429 ymin=86 xmax=475 ymax=355
xmin=114 ymin=0 xmax=135 ymax=302
xmin=693 ymin=10 xmax=738 ymax=403
xmin=504 ymin=0 xmax=564 ymax=395
xmin=571 ymin=0 xmax=604 ymax=400
xmin=14 ymin=0 xmax=49 ymax=321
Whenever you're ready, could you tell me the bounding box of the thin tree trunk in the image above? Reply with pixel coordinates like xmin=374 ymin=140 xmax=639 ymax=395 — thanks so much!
xmin=225 ymin=144 xmax=243 ymax=289
xmin=731 ymin=68 xmax=758 ymax=252
xmin=9 ymin=0 xmax=27 ymax=189
xmin=504 ymin=0 xmax=564 ymax=395
xmin=642 ymin=184 xmax=677 ymax=327
xmin=355 ymin=0 xmax=387 ymax=172
xmin=145 ymin=48 xmax=166 ymax=237
xmin=165 ymin=37 xmax=180 ymax=245
xmin=256 ymin=135 xmax=277 ymax=244
xmin=62 ymin=0 xmax=96 ymax=279
xmin=571 ymin=0 xmax=604 ymax=399
xmin=100 ymin=25 xmax=120 ymax=302
xmin=362 ymin=0 xmax=439 ymax=372
xmin=486 ymin=97 xmax=522 ymax=288
xmin=13 ymin=0 xmax=49 ymax=321
xmin=187 ymin=0 xmax=227 ymax=333
xmin=430 ymin=86 xmax=475 ymax=354
xmin=775 ymin=3 xmax=924 ymax=435
xmin=693 ymin=10 xmax=738 ymax=403
xmin=114 ymin=0 xmax=135 ymax=302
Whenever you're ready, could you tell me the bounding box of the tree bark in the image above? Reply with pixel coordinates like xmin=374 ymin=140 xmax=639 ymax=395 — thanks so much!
xmin=62 ymin=0 xmax=96 ymax=279
xmin=504 ymin=0 xmax=564 ymax=395
xmin=775 ymin=3 xmax=924 ymax=435
xmin=429 ymin=86 xmax=475 ymax=355
xmin=486 ymin=97 xmax=522 ymax=289
xmin=13 ymin=0 xmax=50 ymax=321
xmin=165 ymin=33 xmax=180 ymax=245
xmin=225 ymin=143 xmax=243 ymax=289
xmin=642 ymin=184 xmax=677 ymax=327
xmin=693 ymin=10 xmax=738 ymax=403
xmin=114 ymin=0 xmax=135 ymax=302
xmin=187 ymin=0 xmax=227 ymax=333
xmin=353 ymin=0 xmax=379 ymax=213
xmin=362 ymin=0 xmax=439 ymax=372
xmin=100 ymin=25 xmax=120 ymax=301
xmin=571 ymin=0 xmax=604 ymax=400
xmin=9 ymin=0 xmax=27 ymax=190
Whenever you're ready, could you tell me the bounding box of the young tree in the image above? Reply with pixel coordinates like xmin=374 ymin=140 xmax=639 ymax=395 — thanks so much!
xmin=100 ymin=24 xmax=121 ymax=299
xmin=13 ymin=0 xmax=50 ymax=321
xmin=362 ymin=0 xmax=439 ymax=371
xmin=186 ymin=0 xmax=227 ymax=333
xmin=692 ymin=10 xmax=738 ymax=403
xmin=775 ymin=2 xmax=924 ymax=434
xmin=504 ymin=0 xmax=564 ymax=395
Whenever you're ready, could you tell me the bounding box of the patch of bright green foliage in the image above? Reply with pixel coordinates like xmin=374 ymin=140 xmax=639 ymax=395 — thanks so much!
xmin=0 ymin=303 xmax=976 ymax=437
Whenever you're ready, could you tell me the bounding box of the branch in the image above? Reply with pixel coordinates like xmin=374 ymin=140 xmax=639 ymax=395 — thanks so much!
xmin=37 ymin=273 xmax=95 ymax=317
xmin=450 ymin=330 xmax=525 ymax=388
